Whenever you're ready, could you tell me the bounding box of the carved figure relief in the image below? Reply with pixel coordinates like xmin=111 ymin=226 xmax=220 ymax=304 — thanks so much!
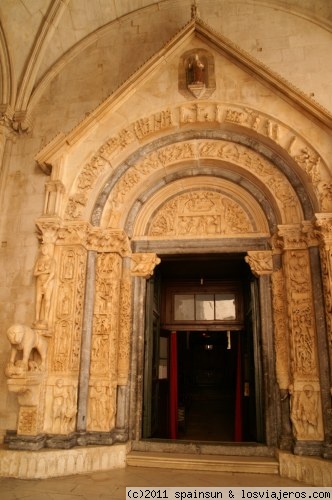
xmin=131 ymin=253 xmax=161 ymax=278
xmin=34 ymin=243 xmax=56 ymax=328
xmin=149 ymin=190 xmax=253 ymax=237
xmin=314 ymin=215 xmax=332 ymax=367
xmin=87 ymin=381 xmax=114 ymax=431
xmin=52 ymin=246 xmax=87 ymax=372
xmin=290 ymin=384 xmax=322 ymax=440
xmin=90 ymin=253 xmax=121 ymax=379
xmin=52 ymin=379 xmax=77 ymax=434
xmin=278 ymin=225 xmax=324 ymax=442
xmin=287 ymin=250 xmax=316 ymax=376
xmin=245 ymin=251 xmax=273 ymax=277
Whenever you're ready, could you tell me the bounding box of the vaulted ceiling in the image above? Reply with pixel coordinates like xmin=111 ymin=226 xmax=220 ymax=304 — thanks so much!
xmin=1 ymin=0 xmax=332 ymax=118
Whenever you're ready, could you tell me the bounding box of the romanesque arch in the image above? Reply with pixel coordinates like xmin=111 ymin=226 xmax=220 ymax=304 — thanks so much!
xmin=3 ymin=77 xmax=332 ymax=491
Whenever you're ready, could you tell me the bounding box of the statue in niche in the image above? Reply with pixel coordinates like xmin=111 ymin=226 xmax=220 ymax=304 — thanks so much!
xmin=5 ymin=324 xmax=48 ymax=376
xmin=187 ymin=54 xmax=205 ymax=85
xmin=34 ymin=243 xmax=56 ymax=328
xmin=52 ymin=379 xmax=77 ymax=434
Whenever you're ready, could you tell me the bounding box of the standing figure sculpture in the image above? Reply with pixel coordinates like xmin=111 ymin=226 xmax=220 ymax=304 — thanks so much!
xmin=188 ymin=54 xmax=205 ymax=85
xmin=34 ymin=243 xmax=56 ymax=327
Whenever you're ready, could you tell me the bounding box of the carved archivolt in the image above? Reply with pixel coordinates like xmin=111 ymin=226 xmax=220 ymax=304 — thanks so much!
xmin=104 ymin=140 xmax=302 ymax=229
xmin=60 ymin=103 xmax=327 ymax=223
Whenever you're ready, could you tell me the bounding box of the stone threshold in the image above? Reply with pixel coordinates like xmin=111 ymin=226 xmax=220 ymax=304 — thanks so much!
xmin=127 ymin=450 xmax=279 ymax=475
xmin=131 ymin=439 xmax=276 ymax=457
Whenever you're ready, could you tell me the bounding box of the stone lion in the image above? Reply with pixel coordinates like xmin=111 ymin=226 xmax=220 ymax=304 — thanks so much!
xmin=6 ymin=324 xmax=48 ymax=375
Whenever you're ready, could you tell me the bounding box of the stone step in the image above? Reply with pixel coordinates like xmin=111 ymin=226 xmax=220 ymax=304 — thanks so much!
xmin=126 ymin=451 xmax=279 ymax=475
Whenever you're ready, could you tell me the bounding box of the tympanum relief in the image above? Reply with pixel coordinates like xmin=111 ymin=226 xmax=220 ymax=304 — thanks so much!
xmin=149 ymin=191 xmax=253 ymax=237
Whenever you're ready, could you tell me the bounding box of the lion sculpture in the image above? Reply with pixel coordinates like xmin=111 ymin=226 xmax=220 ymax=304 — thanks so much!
xmin=5 ymin=324 xmax=48 ymax=376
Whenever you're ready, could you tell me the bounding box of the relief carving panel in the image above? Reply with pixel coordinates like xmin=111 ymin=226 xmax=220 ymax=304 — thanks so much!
xmin=51 ymin=246 xmax=87 ymax=373
xmin=278 ymin=224 xmax=324 ymax=441
xmin=149 ymin=190 xmax=254 ymax=237
xmin=87 ymin=252 xmax=122 ymax=432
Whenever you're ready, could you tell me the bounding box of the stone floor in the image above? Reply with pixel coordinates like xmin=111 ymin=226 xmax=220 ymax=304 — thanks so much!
xmin=0 ymin=465 xmax=308 ymax=499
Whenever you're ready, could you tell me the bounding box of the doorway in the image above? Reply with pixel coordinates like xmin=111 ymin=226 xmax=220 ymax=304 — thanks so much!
xmin=142 ymin=254 xmax=264 ymax=444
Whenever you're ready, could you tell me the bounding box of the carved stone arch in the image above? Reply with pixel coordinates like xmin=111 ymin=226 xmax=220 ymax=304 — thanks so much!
xmin=90 ymin=134 xmax=307 ymax=231
xmin=58 ymin=105 xmax=327 ymax=226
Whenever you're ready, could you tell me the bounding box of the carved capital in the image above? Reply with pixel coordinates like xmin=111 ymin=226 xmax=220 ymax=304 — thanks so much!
xmin=56 ymin=221 xmax=89 ymax=247
xmin=301 ymin=220 xmax=319 ymax=247
xmin=245 ymin=251 xmax=273 ymax=277
xmin=12 ymin=110 xmax=33 ymax=134
xmin=314 ymin=213 xmax=332 ymax=246
xmin=36 ymin=217 xmax=61 ymax=244
xmin=131 ymin=253 xmax=161 ymax=278
xmin=277 ymin=224 xmax=306 ymax=250
xmin=87 ymin=228 xmax=130 ymax=255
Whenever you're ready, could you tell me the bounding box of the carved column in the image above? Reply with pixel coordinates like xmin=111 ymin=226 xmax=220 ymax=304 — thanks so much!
xmin=245 ymin=250 xmax=278 ymax=447
xmin=270 ymin=238 xmax=293 ymax=450
xmin=314 ymin=214 xmax=332 ymax=458
xmin=315 ymin=215 xmax=332 ymax=381
xmin=42 ymin=221 xmax=88 ymax=447
xmin=278 ymin=223 xmax=324 ymax=455
xmin=115 ymin=256 xmax=132 ymax=438
xmin=79 ymin=228 xmax=131 ymax=445
xmin=86 ymin=251 xmax=121 ymax=438
xmin=130 ymin=253 xmax=161 ymax=442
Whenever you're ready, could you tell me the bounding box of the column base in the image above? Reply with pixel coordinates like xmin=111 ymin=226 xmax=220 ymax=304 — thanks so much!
xmin=292 ymin=440 xmax=323 ymax=456
xmin=4 ymin=428 xmax=129 ymax=450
